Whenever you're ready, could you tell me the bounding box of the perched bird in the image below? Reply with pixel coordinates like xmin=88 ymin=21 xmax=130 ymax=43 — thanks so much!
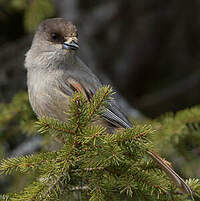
xmin=25 ymin=18 xmax=192 ymax=195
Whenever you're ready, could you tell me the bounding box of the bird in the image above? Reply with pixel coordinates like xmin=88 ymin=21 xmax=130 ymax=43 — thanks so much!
xmin=25 ymin=18 xmax=192 ymax=195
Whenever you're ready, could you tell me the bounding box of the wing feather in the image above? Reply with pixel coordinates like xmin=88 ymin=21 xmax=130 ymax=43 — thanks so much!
xmin=61 ymin=77 xmax=132 ymax=129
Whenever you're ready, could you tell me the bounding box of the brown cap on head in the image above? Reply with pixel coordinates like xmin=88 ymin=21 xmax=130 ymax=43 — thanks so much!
xmin=34 ymin=18 xmax=79 ymax=50
xmin=37 ymin=18 xmax=77 ymax=38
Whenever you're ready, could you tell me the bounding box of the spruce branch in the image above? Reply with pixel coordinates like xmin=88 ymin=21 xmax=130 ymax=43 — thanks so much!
xmin=67 ymin=86 xmax=113 ymax=131
xmin=36 ymin=117 xmax=75 ymax=136
xmin=0 ymin=152 xmax=59 ymax=175
xmin=0 ymin=87 xmax=198 ymax=201
xmin=153 ymin=105 xmax=200 ymax=146
xmin=0 ymin=91 xmax=36 ymax=136
xmin=4 ymin=174 xmax=64 ymax=201
xmin=186 ymin=178 xmax=200 ymax=198
xmin=85 ymin=85 xmax=113 ymax=122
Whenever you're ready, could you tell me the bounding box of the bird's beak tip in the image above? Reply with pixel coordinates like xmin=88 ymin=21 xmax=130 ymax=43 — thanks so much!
xmin=63 ymin=40 xmax=79 ymax=50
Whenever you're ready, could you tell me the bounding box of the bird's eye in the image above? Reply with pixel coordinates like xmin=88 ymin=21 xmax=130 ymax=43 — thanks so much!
xmin=50 ymin=33 xmax=60 ymax=42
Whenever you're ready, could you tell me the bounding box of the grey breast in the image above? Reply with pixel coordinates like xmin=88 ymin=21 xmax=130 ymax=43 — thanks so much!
xmin=27 ymin=68 xmax=70 ymax=121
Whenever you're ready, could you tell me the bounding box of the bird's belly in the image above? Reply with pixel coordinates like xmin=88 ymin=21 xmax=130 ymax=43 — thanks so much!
xmin=29 ymin=86 xmax=70 ymax=122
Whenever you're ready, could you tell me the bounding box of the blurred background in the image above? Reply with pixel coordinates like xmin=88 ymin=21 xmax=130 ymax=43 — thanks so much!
xmin=0 ymin=0 xmax=200 ymax=197
xmin=1 ymin=0 xmax=200 ymax=117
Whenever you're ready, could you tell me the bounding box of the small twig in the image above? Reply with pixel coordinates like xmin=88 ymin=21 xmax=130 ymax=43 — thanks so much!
xmin=69 ymin=185 xmax=90 ymax=191
xmin=84 ymin=167 xmax=105 ymax=171
xmin=72 ymin=167 xmax=105 ymax=173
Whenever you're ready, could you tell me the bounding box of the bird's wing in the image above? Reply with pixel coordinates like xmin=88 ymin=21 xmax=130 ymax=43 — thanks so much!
xmin=59 ymin=76 xmax=132 ymax=129
xmin=102 ymin=102 xmax=132 ymax=128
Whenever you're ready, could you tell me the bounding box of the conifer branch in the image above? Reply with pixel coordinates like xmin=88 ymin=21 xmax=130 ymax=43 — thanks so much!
xmin=0 ymin=152 xmax=58 ymax=175
xmin=73 ymin=96 xmax=82 ymax=133
xmin=36 ymin=117 xmax=75 ymax=135
xmin=0 ymin=87 xmax=199 ymax=201
xmin=86 ymin=86 xmax=113 ymax=122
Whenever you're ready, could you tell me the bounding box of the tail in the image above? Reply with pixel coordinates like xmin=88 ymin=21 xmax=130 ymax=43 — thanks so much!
xmin=148 ymin=151 xmax=193 ymax=195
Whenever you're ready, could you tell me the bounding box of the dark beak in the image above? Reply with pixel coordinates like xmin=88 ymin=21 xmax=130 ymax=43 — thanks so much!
xmin=63 ymin=40 xmax=79 ymax=50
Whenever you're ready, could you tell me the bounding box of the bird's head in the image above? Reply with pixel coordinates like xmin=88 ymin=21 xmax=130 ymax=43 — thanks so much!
xmin=25 ymin=18 xmax=79 ymax=69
